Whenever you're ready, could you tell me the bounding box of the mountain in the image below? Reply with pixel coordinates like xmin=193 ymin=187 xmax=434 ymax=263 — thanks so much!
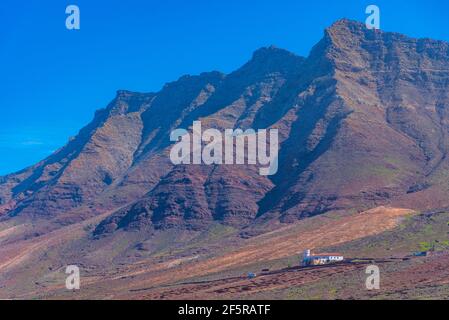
xmin=1 ymin=19 xmax=449 ymax=238
xmin=2 ymin=18 xmax=449 ymax=300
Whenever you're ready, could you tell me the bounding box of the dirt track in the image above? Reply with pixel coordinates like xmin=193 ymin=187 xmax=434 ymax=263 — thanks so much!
xmin=130 ymin=253 xmax=449 ymax=300
xmin=134 ymin=262 xmax=370 ymax=299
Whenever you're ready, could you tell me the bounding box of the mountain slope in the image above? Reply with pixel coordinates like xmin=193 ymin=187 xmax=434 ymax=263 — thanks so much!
xmin=1 ymin=19 xmax=449 ymax=238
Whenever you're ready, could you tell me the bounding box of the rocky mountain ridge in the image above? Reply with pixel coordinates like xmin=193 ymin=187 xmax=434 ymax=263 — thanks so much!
xmin=1 ymin=19 xmax=449 ymax=237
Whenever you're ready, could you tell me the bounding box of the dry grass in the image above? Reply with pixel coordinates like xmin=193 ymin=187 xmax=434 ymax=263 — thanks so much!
xmin=0 ymin=206 xmax=415 ymax=299
xmin=126 ymin=206 xmax=413 ymax=288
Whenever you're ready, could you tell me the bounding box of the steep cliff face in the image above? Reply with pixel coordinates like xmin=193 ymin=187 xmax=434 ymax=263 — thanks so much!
xmin=2 ymin=19 xmax=449 ymax=236
xmin=94 ymin=46 xmax=306 ymax=233
xmin=1 ymin=91 xmax=155 ymax=218
xmin=258 ymin=20 xmax=449 ymax=222
xmin=0 ymin=45 xmax=305 ymax=226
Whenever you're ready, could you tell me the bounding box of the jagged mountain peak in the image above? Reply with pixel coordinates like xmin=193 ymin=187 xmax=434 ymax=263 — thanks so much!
xmin=324 ymin=18 xmax=449 ymax=51
xmin=162 ymin=71 xmax=226 ymax=90
xmin=327 ymin=18 xmax=364 ymax=32
xmin=1 ymin=20 xmax=449 ymax=237
xmin=234 ymin=45 xmax=305 ymax=78
xmin=251 ymin=45 xmax=300 ymax=61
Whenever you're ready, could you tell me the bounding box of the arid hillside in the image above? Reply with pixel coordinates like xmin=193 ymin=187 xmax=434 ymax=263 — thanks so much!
xmin=1 ymin=19 xmax=449 ymax=299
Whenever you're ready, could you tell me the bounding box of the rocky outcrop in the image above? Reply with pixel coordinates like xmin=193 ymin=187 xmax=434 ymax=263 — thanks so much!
xmin=1 ymin=19 xmax=449 ymax=237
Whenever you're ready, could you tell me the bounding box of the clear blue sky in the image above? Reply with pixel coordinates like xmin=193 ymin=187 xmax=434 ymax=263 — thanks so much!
xmin=1 ymin=0 xmax=448 ymax=175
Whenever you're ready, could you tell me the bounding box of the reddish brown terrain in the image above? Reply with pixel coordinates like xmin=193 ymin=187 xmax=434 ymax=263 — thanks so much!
xmin=1 ymin=19 xmax=449 ymax=299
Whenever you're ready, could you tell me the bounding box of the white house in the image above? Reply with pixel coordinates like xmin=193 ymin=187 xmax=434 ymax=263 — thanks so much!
xmin=301 ymin=249 xmax=344 ymax=266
